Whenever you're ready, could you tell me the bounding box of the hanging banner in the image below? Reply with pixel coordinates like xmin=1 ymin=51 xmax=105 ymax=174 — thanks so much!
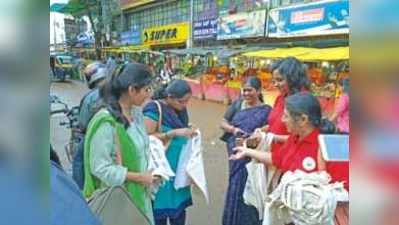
xmin=193 ymin=18 xmax=218 ymax=40
xmin=120 ymin=0 xmax=155 ymax=10
xmin=267 ymin=0 xmax=349 ymax=38
xmin=143 ymin=22 xmax=189 ymax=46
xmin=120 ymin=26 xmax=141 ymax=45
xmin=217 ymin=10 xmax=266 ymax=40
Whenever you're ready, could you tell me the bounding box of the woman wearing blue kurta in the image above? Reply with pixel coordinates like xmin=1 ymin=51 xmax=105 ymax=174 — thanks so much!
xmin=220 ymin=77 xmax=272 ymax=225
xmin=143 ymin=80 xmax=197 ymax=225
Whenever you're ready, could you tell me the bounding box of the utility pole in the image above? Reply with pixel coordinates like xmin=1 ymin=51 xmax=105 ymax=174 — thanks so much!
xmin=188 ymin=0 xmax=194 ymax=48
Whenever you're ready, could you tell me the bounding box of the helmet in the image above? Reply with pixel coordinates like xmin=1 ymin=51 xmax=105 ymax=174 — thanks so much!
xmin=84 ymin=62 xmax=108 ymax=88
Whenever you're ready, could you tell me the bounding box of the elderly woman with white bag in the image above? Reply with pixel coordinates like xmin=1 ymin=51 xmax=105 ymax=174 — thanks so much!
xmin=231 ymin=93 xmax=349 ymax=225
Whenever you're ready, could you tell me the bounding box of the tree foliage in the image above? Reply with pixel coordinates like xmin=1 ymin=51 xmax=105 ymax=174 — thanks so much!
xmin=64 ymin=0 xmax=122 ymax=59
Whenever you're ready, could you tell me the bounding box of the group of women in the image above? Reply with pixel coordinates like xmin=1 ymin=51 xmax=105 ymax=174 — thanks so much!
xmin=221 ymin=57 xmax=349 ymax=225
xmin=81 ymin=57 xmax=349 ymax=225
xmin=82 ymin=62 xmax=196 ymax=225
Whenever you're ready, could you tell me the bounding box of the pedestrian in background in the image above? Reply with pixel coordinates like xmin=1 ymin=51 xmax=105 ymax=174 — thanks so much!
xmin=72 ymin=62 xmax=108 ymax=189
xmin=106 ymin=55 xmax=118 ymax=76
xmin=83 ymin=63 xmax=158 ymax=225
xmin=143 ymin=79 xmax=196 ymax=225
xmin=329 ymin=77 xmax=349 ymax=134
xmin=220 ymin=76 xmax=272 ymax=225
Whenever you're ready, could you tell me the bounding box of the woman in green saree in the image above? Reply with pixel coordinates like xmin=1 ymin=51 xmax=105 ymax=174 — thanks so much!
xmin=83 ymin=63 xmax=159 ymax=225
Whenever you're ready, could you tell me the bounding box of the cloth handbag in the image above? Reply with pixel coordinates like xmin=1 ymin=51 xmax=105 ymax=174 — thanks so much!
xmin=174 ymin=131 xmax=209 ymax=204
xmin=87 ymin=128 xmax=152 ymax=225
xmin=88 ymin=186 xmax=151 ymax=225
xmin=243 ymin=131 xmax=274 ymax=220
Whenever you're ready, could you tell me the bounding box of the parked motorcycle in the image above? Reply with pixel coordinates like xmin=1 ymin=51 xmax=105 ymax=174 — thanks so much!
xmin=50 ymin=95 xmax=81 ymax=163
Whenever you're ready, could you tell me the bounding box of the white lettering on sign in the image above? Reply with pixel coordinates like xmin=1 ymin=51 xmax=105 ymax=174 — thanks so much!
xmin=291 ymin=8 xmax=324 ymax=24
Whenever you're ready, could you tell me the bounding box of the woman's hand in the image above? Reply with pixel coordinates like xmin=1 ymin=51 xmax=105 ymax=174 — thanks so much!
xmin=232 ymin=127 xmax=245 ymax=136
xmin=171 ymin=128 xmax=197 ymax=138
xmin=139 ymin=171 xmax=159 ymax=187
xmin=229 ymin=146 xmax=249 ymax=160
xmin=260 ymin=125 xmax=269 ymax=133
xmin=246 ymin=130 xmax=263 ymax=148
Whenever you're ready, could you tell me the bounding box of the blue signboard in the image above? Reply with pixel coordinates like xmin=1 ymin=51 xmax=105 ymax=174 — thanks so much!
xmin=120 ymin=26 xmax=141 ymax=45
xmin=267 ymin=0 xmax=349 ymax=38
xmin=193 ymin=18 xmax=218 ymax=40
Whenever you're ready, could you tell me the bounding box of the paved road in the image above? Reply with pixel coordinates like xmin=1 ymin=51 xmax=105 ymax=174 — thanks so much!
xmin=50 ymin=80 xmax=230 ymax=225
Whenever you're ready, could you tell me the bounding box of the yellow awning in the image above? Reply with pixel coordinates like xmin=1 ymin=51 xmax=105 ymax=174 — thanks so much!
xmin=296 ymin=47 xmax=349 ymax=61
xmin=119 ymin=45 xmax=150 ymax=53
xmin=243 ymin=47 xmax=315 ymax=58
xmin=242 ymin=47 xmax=349 ymax=61
xmin=101 ymin=45 xmax=150 ymax=53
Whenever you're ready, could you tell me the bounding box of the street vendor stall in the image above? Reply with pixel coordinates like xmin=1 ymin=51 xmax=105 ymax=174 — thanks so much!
xmin=164 ymin=47 xmax=215 ymax=99
xmin=239 ymin=46 xmax=349 ymax=114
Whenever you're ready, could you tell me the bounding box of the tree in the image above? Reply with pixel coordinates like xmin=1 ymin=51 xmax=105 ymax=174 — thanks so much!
xmin=63 ymin=0 xmax=121 ymax=59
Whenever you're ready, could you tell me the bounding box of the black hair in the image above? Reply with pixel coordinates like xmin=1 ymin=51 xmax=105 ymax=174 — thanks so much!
xmin=152 ymin=79 xmax=192 ymax=100
xmin=243 ymin=76 xmax=264 ymax=102
xmin=285 ymin=92 xmax=336 ymax=134
xmin=270 ymin=57 xmax=310 ymax=95
xmin=100 ymin=63 xmax=153 ymax=128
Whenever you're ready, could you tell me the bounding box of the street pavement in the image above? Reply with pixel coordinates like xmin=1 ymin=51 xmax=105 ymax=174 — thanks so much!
xmin=50 ymin=80 xmax=230 ymax=225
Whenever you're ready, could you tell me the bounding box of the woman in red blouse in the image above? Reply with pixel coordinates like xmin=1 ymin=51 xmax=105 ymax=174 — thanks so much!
xmin=231 ymin=92 xmax=348 ymax=225
xmin=258 ymin=57 xmax=311 ymax=156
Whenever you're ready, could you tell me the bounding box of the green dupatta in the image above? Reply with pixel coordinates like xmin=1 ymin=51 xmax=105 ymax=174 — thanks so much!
xmin=83 ymin=109 xmax=153 ymax=224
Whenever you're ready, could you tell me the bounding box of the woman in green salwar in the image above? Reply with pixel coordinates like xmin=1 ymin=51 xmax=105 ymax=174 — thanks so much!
xmin=83 ymin=63 xmax=159 ymax=225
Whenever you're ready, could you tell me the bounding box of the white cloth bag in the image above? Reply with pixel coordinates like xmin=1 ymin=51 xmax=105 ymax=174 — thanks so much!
xmin=263 ymin=170 xmax=349 ymax=225
xmin=148 ymin=136 xmax=175 ymax=199
xmin=243 ymin=131 xmax=275 ymax=220
xmin=174 ymin=130 xmax=209 ymax=204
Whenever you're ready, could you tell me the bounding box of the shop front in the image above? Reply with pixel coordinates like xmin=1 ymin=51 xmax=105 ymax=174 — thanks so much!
xmin=142 ymin=22 xmax=190 ymax=51
xmin=182 ymin=9 xmax=269 ymax=103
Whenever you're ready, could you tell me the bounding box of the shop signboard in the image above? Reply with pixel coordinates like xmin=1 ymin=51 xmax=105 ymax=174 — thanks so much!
xmin=267 ymin=0 xmax=349 ymax=38
xmin=120 ymin=0 xmax=155 ymax=10
xmin=143 ymin=22 xmax=189 ymax=46
xmin=120 ymin=26 xmax=141 ymax=45
xmin=193 ymin=18 xmax=218 ymax=40
xmin=217 ymin=10 xmax=266 ymax=40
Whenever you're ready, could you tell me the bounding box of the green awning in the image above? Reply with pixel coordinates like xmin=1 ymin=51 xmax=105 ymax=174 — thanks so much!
xmin=50 ymin=3 xmax=67 ymax=12
xmin=50 ymin=1 xmax=87 ymax=15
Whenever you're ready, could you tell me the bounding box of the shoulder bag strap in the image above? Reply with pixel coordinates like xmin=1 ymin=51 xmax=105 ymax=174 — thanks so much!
xmin=154 ymin=100 xmax=163 ymax=133
xmin=114 ymin=126 xmax=123 ymax=165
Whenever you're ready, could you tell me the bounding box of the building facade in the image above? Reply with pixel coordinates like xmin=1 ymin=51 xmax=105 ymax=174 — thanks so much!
xmin=119 ymin=0 xmax=349 ymax=50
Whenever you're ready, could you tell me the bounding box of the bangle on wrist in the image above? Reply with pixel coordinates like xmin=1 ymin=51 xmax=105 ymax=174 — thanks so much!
xmin=165 ymin=131 xmax=173 ymax=139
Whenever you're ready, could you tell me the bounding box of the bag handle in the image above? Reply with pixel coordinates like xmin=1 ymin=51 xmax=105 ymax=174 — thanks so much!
xmin=154 ymin=100 xmax=163 ymax=133
xmin=153 ymin=100 xmax=171 ymax=150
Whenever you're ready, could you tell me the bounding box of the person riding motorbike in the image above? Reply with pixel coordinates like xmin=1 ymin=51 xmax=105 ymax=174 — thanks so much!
xmin=72 ymin=62 xmax=109 ymax=189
